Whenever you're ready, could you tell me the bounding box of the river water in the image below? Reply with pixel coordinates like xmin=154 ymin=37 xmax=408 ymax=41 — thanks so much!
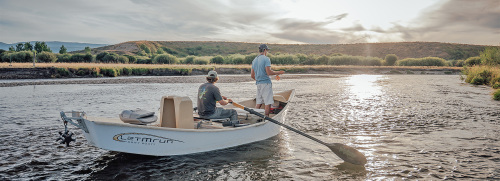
xmin=0 ymin=75 xmax=499 ymax=180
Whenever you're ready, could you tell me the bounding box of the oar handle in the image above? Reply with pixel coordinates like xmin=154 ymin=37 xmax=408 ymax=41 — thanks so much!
xmin=231 ymin=102 xmax=327 ymax=145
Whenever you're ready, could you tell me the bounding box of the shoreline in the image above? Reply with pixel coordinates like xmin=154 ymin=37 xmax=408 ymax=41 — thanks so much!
xmin=0 ymin=63 xmax=463 ymax=87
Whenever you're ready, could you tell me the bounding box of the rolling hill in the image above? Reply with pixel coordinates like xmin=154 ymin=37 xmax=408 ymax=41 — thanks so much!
xmin=88 ymin=41 xmax=491 ymax=60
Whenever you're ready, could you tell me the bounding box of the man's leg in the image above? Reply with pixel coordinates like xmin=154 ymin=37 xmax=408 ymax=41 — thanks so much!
xmin=208 ymin=108 xmax=238 ymax=122
xmin=262 ymin=83 xmax=274 ymax=117
xmin=264 ymin=104 xmax=271 ymax=117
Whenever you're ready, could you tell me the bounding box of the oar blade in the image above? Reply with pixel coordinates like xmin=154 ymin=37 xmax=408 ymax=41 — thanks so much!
xmin=327 ymin=143 xmax=367 ymax=165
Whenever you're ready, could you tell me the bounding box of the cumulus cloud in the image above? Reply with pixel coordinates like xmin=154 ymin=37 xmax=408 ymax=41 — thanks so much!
xmin=373 ymin=0 xmax=500 ymax=45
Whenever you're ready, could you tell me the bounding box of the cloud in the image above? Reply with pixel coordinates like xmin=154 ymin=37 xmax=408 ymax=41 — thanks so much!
xmin=373 ymin=0 xmax=500 ymax=45
xmin=1 ymin=0 xmax=498 ymax=45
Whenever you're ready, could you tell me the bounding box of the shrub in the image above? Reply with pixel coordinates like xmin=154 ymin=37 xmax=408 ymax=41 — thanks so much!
xmin=96 ymin=52 xmax=109 ymax=62
xmin=183 ymin=56 xmax=195 ymax=64
xmin=75 ymin=68 xmax=91 ymax=76
xmin=55 ymin=68 xmax=70 ymax=76
xmin=227 ymin=54 xmax=245 ymax=64
xmin=57 ymin=53 xmax=72 ymax=62
xmin=396 ymin=57 xmax=447 ymax=66
xmin=480 ymin=47 xmax=500 ymax=66
xmin=271 ymin=54 xmax=299 ymax=65
xmin=316 ymin=55 xmax=329 ymax=65
xmin=194 ymin=57 xmax=210 ymax=65
xmin=122 ymin=67 xmax=132 ymax=75
xmin=139 ymin=44 xmax=151 ymax=54
xmin=70 ymin=53 xmax=92 ymax=63
xmin=101 ymin=68 xmax=118 ymax=77
xmin=1 ymin=52 xmax=13 ymax=62
xmin=244 ymin=53 xmax=259 ymax=64
xmin=494 ymin=89 xmax=500 ymax=101
xmin=385 ymin=54 xmax=398 ymax=66
xmin=462 ymin=66 xmax=500 ymax=86
xmin=102 ymin=53 xmax=120 ymax=63
xmin=296 ymin=53 xmax=307 ymax=63
xmin=123 ymin=55 xmax=137 ymax=63
xmin=210 ymin=55 xmax=224 ymax=64
xmin=132 ymin=68 xmax=149 ymax=75
xmin=492 ymin=82 xmax=500 ymax=89
xmin=154 ymin=54 xmax=179 ymax=64
xmin=118 ymin=56 xmax=129 ymax=64
xmin=10 ymin=51 xmax=35 ymax=62
xmin=136 ymin=58 xmax=152 ymax=64
xmin=464 ymin=56 xmax=481 ymax=66
xmin=36 ymin=52 xmax=57 ymax=63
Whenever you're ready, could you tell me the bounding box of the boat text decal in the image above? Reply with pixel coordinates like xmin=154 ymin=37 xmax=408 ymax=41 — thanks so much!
xmin=113 ymin=133 xmax=184 ymax=145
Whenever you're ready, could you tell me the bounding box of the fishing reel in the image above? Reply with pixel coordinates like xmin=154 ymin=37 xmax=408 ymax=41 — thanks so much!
xmin=56 ymin=120 xmax=75 ymax=147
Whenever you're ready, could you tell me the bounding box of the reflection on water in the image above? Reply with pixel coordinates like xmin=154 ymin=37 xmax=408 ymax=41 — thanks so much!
xmin=346 ymin=75 xmax=385 ymax=102
xmin=1 ymin=75 xmax=499 ymax=180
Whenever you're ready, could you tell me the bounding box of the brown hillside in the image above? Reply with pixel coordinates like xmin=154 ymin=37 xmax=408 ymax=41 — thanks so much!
xmin=88 ymin=41 xmax=492 ymax=59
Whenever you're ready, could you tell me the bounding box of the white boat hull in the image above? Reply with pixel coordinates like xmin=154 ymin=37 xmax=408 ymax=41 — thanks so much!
xmin=68 ymin=89 xmax=295 ymax=156
xmin=80 ymin=113 xmax=285 ymax=156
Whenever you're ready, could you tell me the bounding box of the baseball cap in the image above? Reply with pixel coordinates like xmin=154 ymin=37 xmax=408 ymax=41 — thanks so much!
xmin=207 ymin=70 xmax=218 ymax=78
xmin=259 ymin=44 xmax=270 ymax=50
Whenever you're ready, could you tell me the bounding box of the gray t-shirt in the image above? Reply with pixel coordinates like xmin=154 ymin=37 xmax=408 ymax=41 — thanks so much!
xmin=197 ymin=82 xmax=223 ymax=116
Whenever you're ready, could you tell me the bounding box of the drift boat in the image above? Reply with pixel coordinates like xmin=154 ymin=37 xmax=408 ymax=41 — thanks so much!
xmin=59 ymin=89 xmax=295 ymax=156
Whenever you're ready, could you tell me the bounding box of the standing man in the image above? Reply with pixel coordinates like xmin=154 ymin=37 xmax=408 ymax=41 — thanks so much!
xmin=197 ymin=70 xmax=239 ymax=125
xmin=251 ymin=44 xmax=285 ymax=116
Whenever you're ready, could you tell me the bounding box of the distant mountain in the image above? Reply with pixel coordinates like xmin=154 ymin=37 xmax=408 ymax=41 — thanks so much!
xmin=0 ymin=41 xmax=107 ymax=52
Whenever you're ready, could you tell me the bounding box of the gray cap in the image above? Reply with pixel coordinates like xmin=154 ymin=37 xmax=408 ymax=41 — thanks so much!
xmin=259 ymin=44 xmax=270 ymax=50
xmin=207 ymin=70 xmax=218 ymax=78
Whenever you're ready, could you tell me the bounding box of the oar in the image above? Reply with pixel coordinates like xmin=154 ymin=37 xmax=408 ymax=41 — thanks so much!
xmin=231 ymin=102 xmax=367 ymax=165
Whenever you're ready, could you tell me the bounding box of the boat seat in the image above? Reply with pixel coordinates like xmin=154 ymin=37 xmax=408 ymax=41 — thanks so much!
xmin=273 ymin=95 xmax=287 ymax=103
xmin=119 ymin=109 xmax=158 ymax=125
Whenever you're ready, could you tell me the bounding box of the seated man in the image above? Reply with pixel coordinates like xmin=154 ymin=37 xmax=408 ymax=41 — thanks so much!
xmin=197 ymin=70 xmax=238 ymax=126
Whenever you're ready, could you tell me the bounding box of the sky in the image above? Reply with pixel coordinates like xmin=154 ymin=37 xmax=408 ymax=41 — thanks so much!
xmin=0 ymin=0 xmax=499 ymax=45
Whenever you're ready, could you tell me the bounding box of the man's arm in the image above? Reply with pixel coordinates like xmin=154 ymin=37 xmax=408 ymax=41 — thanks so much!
xmin=218 ymin=97 xmax=232 ymax=105
xmin=265 ymin=66 xmax=285 ymax=75
xmin=251 ymin=68 xmax=256 ymax=80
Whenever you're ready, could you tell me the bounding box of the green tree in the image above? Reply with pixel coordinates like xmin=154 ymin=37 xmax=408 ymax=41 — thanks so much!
xmin=84 ymin=46 xmax=91 ymax=53
xmin=385 ymin=54 xmax=398 ymax=66
xmin=24 ymin=42 xmax=33 ymax=51
xmin=16 ymin=43 xmax=24 ymax=51
xmin=9 ymin=46 xmax=15 ymax=51
xmin=59 ymin=45 xmax=67 ymax=54
xmin=34 ymin=42 xmax=51 ymax=53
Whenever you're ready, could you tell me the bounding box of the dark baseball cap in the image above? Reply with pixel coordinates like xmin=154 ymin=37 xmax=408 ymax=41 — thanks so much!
xmin=259 ymin=44 xmax=270 ymax=50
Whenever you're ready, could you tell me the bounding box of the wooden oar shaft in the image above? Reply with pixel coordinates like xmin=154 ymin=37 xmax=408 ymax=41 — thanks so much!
xmin=232 ymin=102 xmax=327 ymax=145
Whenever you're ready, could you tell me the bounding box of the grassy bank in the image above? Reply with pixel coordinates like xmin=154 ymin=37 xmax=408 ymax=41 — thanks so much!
xmin=461 ymin=47 xmax=500 ymax=100
xmin=0 ymin=62 xmax=463 ymax=79
xmin=462 ymin=66 xmax=500 ymax=100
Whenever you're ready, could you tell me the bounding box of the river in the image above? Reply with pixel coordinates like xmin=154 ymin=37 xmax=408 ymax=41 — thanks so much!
xmin=0 ymin=74 xmax=499 ymax=180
